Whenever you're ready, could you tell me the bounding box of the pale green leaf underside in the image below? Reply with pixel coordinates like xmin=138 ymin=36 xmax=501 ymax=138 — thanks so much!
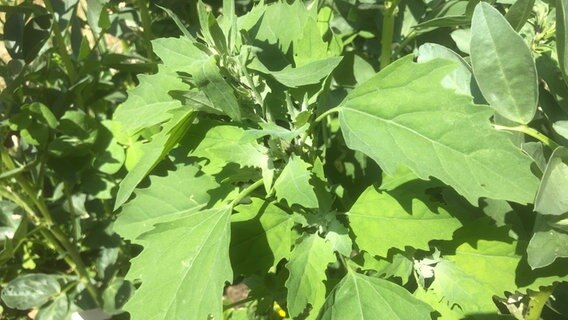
xmin=470 ymin=2 xmax=538 ymax=124
xmin=124 ymin=207 xmax=232 ymax=320
xmin=349 ymin=185 xmax=461 ymax=258
xmin=113 ymin=66 xmax=187 ymax=136
xmin=534 ymin=147 xmax=568 ymax=215
xmin=285 ymin=235 xmax=335 ymax=318
xmin=317 ymin=272 xmax=433 ymax=320
xmin=114 ymin=163 xmax=218 ymax=240
xmin=230 ymin=198 xmax=295 ymax=275
xmin=273 ymin=156 xmax=318 ymax=208
xmin=337 ymin=56 xmax=538 ymax=205
xmin=114 ymin=111 xmax=193 ymax=210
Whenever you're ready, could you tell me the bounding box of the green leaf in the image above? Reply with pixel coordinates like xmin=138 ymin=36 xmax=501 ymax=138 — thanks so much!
xmin=505 ymin=0 xmax=536 ymax=31
xmin=230 ymin=198 xmax=296 ymax=276
xmin=558 ymin=0 xmax=568 ymax=84
xmin=349 ymin=183 xmax=462 ymax=258
xmin=432 ymin=236 xmax=520 ymax=313
xmin=273 ymin=156 xmax=318 ymax=208
xmin=337 ymin=56 xmax=539 ymax=205
xmin=293 ymin=17 xmax=329 ymax=67
xmin=317 ymin=272 xmax=433 ymax=320
xmin=35 ymin=295 xmax=69 ymax=320
xmin=193 ymin=57 xmax=241 ymax=120
xmin=114 ymin=110 xmax=194 ymax=210
xmin=352 ymin=251 xmax=414 ymax=285
xmin=152 ymin=37 xmax=208 ymax=73
xmin=123 ymin=207 xmax=233 ymax=320
xmin=527 ymin=213 xmax=568 ymax=268
xmin=553 ymin=121 xmax=568 ymax=140
xmin=270 ymin=57 xmax=342 ymax=88
xmin=113 ymin=66 xmax=187 ymax=136
xmin=534 ymin=147 xmax=568 ymax=215
xmin=285 ymin=234 xmax=335 ymax=318
xmin=114 ymin=163 xmax=219 ymax=240
xmin=1 ymin=273 xmax=61 ymax=310
xmin=470 ymin=2 xmax=538 ymax=124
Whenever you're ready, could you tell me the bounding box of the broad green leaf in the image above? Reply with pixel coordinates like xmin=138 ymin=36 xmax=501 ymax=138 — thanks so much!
xmin=324 ymin=219 xmax=353 ymax=257
xmin=113 ymin=66 xmax=187 ymax=136
xmin=114 ymin=163 xmax=219 ymax=240
xmin=152 ymin=37 xmax=208 ymax=73
xmin=123 ymin=207 xmax=232 ymax=320
xmin=558 ymin=0 xmax=568 ymax=84
xmin=273 ymin=156 xmax=318 ymax=208
xmin=114 ymin=110 xmax=193 ymax=210
xmin=285 ymin=234 xmax=335 ymax=318
xmin=337 ymin=56 xmax=539 ymax=205
xmin=293 ymin=17 xmax=329 ymax=67
xmin=527 ymin=213 xmax=568 ymax=268
xmin=553 ymin=120 xmax=568 ymax=140
xmin=349 ymin=184 xmax=462 ymax=258
xmin=230 ymin=198 xmax=296 ymax=276
xmin=193 ymin=57 xmax=241 ymax=120
xmin=316 ymin=272 xmax=433 ymax=320
xmin=505 ymin=0 xmax=536 ymax=31
xmin=1 ymin=273 xmax=61 ymax=310
xmin=270 ymin=57 xmax=342 ymax=88
xmin=470 ymin=2 xmax=538 ymax=124
xmin=432 ymin=230 xmax=520 ymax=313
xmin=534 ymin=147 xmax=568 ymax=215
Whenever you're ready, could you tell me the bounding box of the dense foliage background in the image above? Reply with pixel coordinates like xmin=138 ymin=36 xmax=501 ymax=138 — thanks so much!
xmin=1 ymin=0 xmax=568 ymax=319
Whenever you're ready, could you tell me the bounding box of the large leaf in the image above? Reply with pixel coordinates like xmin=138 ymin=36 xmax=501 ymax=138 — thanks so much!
xmin=114 ymin=163 xmax=219 ymax=240
xmin=123 ymin=207 xmax=232 ymax=320
xmin=113 ymin=66 xmax=187 ymax=136
xmin=534 ymin=147 xmax=568 ymax=215
xmin=230 ymin=198 xmax=296 ymax=276
xmin=1 ymin=274 xmax=61 ymax=310
xmin=316 ymin=272 xmax=433 ymax=319
xmin=349 ymin=183 xmax=462 ymax=258
xmin=152 ymin=37 xmax=208 ymax=74
xmin=285 ymin=234 xmax=335 ymax=319
xmin=470 ymin=2 xmax=538 ymax=124
xmin=336 ymin=56 xmax=538 ymax=205
xmin=114 ymin=110 xmax=193 ymax=210
xmin=273 ymin=156 xmax=318 ymax=208
xmin=527 ymin=213 xmax=568 ymax=268
xmin=558 ymin=0 xmax=568 ymax=84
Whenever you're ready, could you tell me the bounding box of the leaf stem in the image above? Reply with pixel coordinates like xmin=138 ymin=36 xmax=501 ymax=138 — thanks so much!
xmin=230 ymin=179 xmax=264 ymax=207
xmin=380 ymin=0 xmax=400 ymax=69
xmin=223 ymin=295 xmax=256 ymax=310
xmin=493 ymin=124 xmax=560 ymax=149
xmin=525 ymin=285 xmax=556 ymax=320
xmin=315 ymin=107 xmax=340 ymax=123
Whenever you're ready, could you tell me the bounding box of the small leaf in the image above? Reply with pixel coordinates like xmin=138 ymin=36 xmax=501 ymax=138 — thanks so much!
xmin=1 ymin=273 xmax=61 ymax=310
xmin=152 ymin=37 xmax=208 ymax=73
xmin=285 ymin=235 xmax=335 ymax=318
xmin=193 ymin=57 xmax=241 ymax=120
xmin=337 ymin=56 xmax=538 ymax=205
xmin=317 ymin=272 xmax=433 ymax=319
xmin=535 ymin=147 xmax=568 ymax=215
xmin=349 ymin=183 xmax=461 ymax=258
xmin=273 ymin=156 xmax=318 ymax=208
xmin=558 ymin=0 xmax=568 ymax=84
xmin=123 ymin=207 xmax=233 ymax=320
xmin=527 ymin=213 xmax=568 ymax=269
xmin=270 ymin=57 xmax=342 ymax=88
xmin=35 ymin=294 xmax=69 ymax=320
xmin=470 ymin=2 xmax=538 ymax=124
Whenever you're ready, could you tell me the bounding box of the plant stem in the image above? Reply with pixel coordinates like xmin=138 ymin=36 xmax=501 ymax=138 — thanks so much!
xmin=315 ymin=107 xmax=340 ymax=123
xmin=525 ymin=285 xmax=556 ymax=320
xmin=230 ymin=179 xmax=264 ymax=207
xmin=136 ymin=0 xmax=154 ymax=61
xmin=493 ymin=124 xmax=560 ymax=149
xmin=223 ymin=295 xmax=256 ymax=310
xmin=380 ymin=0 xmax=400 ymax=69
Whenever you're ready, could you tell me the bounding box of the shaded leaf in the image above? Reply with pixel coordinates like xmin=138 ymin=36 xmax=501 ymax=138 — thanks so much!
xmin=505 ymin=0 xmax=535 ymax=31
xmin=534 ymin=147 xmax=568 ymax=215
xmin=527 ymin=213 xmax=568 ymax=269
xmin=1 ymin=274 xmax=61 ymax=310
xmin=558 ymin=0 xmax=568 ymax=84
